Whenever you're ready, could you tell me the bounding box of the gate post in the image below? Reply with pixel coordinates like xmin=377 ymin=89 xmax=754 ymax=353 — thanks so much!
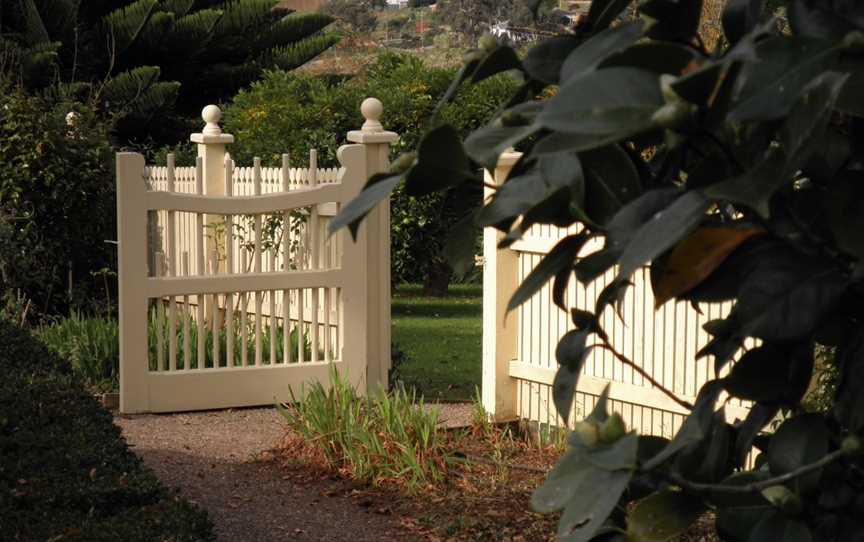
xmin=191 ymin=106 xmax=234 ymax=273
xmin=482 ymin=152 xmax=521 ymax=421
xmin=117 ymin=152 xmax=149 ymax=413
xmin=344 ymin=98 xmax=398 ymax=392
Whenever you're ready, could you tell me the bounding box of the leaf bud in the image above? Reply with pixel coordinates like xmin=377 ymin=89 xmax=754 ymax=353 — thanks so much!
xmin=478 ymin=33 xmax=498 ymax=52
xmin=500 ymin=110 xmax=528 ymax=127
xmin=651 ymin=102 xmax=694 ymax=130
xmin=761 ymin=485 xmax=802 ymax=515
xmin=599 ymin=412 xmax=626 ymax=443
xmin=842 ymin=435 xmax=862 ymax=456
xmin=843 ymin=31 xmax=864 ymax=53
xmin=573 ymin=420 xmax=599 ymax=447
xmin=389 ymin=152 xmax=416 ymax=174
xmin=463 ymin=50 xmax=485 ymax=64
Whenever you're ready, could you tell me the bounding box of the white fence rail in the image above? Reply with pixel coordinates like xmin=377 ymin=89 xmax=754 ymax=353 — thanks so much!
xmin=117 ymin=100 xmax=396 ymax=413
xmin=482 ymin=153 xmax=753 ymax=439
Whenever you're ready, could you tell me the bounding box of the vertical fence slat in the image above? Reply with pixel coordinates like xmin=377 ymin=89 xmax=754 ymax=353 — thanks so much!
xmin=282 ymin=153 xmax=291 ymax=364
xmin=196 ymin=157 xmax=206 ymax=370
xmin=210 ymin=251 xmax=220 ymax=368
xmin=241 ymin=249 xmax=249 ymax=367
xmin=224 ymin=157 xmax=235 ymax=368
xmin=166 ymin=156 xmax=178 ymax=372
xmin=155 ymin=252 xmax=166 ymax=372
xmin=182 ymin=253 xmax=191 ymax=370
xmin=309 ymin=149 xmax=320 ymax=363
xmin=254 ymin=157 xmax=263 ymax=366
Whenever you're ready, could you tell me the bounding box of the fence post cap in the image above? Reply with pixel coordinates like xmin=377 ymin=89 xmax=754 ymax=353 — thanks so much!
xmin=347 ymin=97 xmax=398 ymax=144
xmin=191 ymin=104 xmax=234 ymax=144
xmin=360 ymin=97 xmax=384 ymax=132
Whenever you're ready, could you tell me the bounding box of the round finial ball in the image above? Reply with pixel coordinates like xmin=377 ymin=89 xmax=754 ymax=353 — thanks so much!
xmin=361 ymin=98 xmax=383 ymax=122
xmin=202 ymin=105 xmax=222 ymax=125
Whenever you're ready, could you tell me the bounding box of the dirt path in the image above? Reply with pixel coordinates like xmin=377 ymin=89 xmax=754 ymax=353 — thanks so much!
xmin=115 ymin=408 xmax=413 ymax=542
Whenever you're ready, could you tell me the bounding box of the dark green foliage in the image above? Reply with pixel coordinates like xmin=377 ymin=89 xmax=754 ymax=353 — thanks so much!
xmin=0 ymin=89 xmax=115 ymax=319
xmin=224 ymin=52 xmax=519 ymax=286
xmin=0 ymin=0 xmax=338 ymax=145
xmin=0 ymin=320 xmax=215 ymax=541
xmin=333 ymin=1 xmax=864 ymax=539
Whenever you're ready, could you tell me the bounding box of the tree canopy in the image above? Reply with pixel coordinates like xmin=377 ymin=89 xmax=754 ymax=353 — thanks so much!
xmin=332 ymin=0 xmax=864 ymax=540
xmin=0 ymin=0 xmax=339 ymax=144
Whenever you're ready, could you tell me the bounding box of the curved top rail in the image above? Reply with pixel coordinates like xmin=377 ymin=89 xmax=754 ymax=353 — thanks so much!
xmin=144 ymin=183 xmax=342 ymax=214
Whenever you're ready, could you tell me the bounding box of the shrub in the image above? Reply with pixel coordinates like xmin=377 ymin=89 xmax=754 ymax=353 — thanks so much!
xmin=224 ymin=52 xmax=518 ymax=286
xmin=277 ymin=366 xmax=444 ymax=490
xmin=333 ymin=1 xmax=864 ymax=539
xmin=0 ymin=319 xmax=215 ymax=541
xmin=0 ymin=89 xmax=116 ymax=319
xmin=39 ymin=313 xmax=120 ymax=393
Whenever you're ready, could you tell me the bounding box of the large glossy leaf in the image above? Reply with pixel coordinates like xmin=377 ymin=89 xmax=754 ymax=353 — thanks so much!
xmin=507 ymin=233 xmax=590 ymax=313
xmin=734 ymin=403 xmax=780 ymax=467
xmin=557 ymin=467 xmax=633 ymax=542
xmin=586 ymin=0 xmax=634 ymax=31
xmin=404 ymin=125 xmax=476 ymax=197
xmin=834 ymin=329 xmax=864 ymax=432
xmin=615 ymin=191 xmax=711 ymax=283
xmin=675 ymin=412 xmax=733 ymax=484
xmin=601 ymin=42 xmax=698 ymax=75
xmin=735 ymin=256 xmax=847 ymax=342
xmin=538 ymin=68 xmax=663 ymax=138
xmin=471 ymin=45 xmax=522 ymax=83
xmin=748 ymin=513 xmax=814 ymax=542
xmin=329 ymin=173 xmax=402 ymax=239
xmin=463 ymin=120 xmax=539 ymax=169
xmin=559 ymin=21 xmax=644 ymax=82
xmin=638 ymin=0 xmax=703 ymax=41
xmin=730 ymin=37 xmax=836 ymax=121
xmin=443 ymin=210 xmax=480 ymax=278
xmin=643 ymin=380 xmax=723 ymax=470
xmin=581 ymin=144 xmax=643 ymax=225
xmin=524 ymin=36 xmax=582 ymax=85
xmin=652 ymin=226 xmax=764 ymax=308
xmin=553 ymin=329 xmax=591 ymax=422
xmin=826 ymin=171 xmax=864 ymax=262
xmin=532 ymin=447 xmax=591 ymax=513
xmin=710 ymin=72 xmax=848 ymax=217
xmin=722 ymin=0 xmax=764 ymax=46
xmin=767 ymin=414 xmax=829 ymax=494
xmin=627 ymin=490 xmax=704 ymax=542
xmin=788 ymin=0 xmax=859 ymax=39
xmin=723 ymin=343 xmax=814 ymax=404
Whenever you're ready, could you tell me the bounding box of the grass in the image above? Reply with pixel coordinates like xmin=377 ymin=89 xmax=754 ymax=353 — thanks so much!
xmin=277 ymin=365 xmax=445 ymax=491
xmin=392 ymin=283 xmax=483 ymax=402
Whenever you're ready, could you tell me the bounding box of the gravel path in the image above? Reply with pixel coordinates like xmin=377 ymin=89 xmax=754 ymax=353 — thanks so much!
xmin=114 ymin=404 xmax=474 ymax=542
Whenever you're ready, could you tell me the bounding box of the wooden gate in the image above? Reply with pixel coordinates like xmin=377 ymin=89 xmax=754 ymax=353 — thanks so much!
xmin=117 ymin=100 xmax=395 ymax=413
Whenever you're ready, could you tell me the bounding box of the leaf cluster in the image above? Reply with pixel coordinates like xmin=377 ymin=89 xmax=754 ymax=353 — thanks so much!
xmin=332 ymin=0 xmax=864 ymax=539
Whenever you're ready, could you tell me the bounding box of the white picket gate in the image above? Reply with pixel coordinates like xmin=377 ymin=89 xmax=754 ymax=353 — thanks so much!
xmin=482 ymin=153 xmax=753 ymax=439
xmin=117 ymin=100 xmax=396 ymax=413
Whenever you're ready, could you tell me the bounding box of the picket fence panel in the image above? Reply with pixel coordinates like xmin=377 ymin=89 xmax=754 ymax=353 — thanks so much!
xmin=482 ymin=153 xmax=753 ymax=439
xmin=118 ymin=101 xmax=396 ymax=413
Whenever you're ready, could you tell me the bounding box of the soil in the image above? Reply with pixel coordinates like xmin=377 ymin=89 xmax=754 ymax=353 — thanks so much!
xmin=114 ymin=404 xmax=476 ymax=542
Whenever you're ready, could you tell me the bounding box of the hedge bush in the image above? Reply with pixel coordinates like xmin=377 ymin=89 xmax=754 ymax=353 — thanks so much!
xmin=223 ymin=52 xmax=519 ymax=286
xmin=0 ymin=88 xmax=116 ymax=319
xmin=0 ymin=320 xmax=215 ymax=541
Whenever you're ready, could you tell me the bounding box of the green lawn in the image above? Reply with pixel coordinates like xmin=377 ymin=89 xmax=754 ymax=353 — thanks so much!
xmin=392 ymin=284 xmax=482 ymax=402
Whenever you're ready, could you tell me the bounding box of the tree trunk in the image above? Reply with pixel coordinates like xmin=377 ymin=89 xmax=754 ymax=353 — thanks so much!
xmin=422 ymin=261 xmax=452 ymax=296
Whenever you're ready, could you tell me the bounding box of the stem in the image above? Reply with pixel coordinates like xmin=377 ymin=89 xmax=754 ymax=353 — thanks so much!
xmin=665 ymin=449 xmax=846 ymax=494
xmin=593 ymin=342 xmax=694 ymax=411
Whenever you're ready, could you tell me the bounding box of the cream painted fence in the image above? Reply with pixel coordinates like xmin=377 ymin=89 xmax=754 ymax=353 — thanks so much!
xmin=117 ymin=100 xmax=395 ymax=414
xmin=482 ymin=153 xmax=752 ymax=439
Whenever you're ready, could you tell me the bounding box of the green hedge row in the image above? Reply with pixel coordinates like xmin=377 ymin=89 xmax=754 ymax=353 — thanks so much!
xmin=0 ymin=320 xmax=214 ymax=541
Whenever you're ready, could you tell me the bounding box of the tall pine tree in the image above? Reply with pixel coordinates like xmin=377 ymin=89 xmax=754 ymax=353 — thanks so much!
xmin=0 ymin=0 xmax=339 ymax=143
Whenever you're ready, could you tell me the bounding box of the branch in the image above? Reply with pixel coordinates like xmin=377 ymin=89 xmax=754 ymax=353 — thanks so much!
xmin=665 ymin=449 xmax=846 ymax=494
xmin=593 ymin=342 xmax=694 ymax=411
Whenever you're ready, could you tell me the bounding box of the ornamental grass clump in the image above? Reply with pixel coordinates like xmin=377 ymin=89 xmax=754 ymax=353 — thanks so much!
xmin=277 ymin=366 xmax=445 ymax=491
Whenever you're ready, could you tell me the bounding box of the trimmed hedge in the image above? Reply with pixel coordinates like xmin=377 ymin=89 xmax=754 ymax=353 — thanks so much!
xmin=0 ymin=320 xmax=215 ymax=541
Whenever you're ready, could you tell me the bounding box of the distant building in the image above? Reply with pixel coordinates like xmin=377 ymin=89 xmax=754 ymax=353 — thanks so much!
xmin=386 ymin=0 xmax=409 ymax=7
xmin=277 ymin=0 xmax=327 ymax=11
